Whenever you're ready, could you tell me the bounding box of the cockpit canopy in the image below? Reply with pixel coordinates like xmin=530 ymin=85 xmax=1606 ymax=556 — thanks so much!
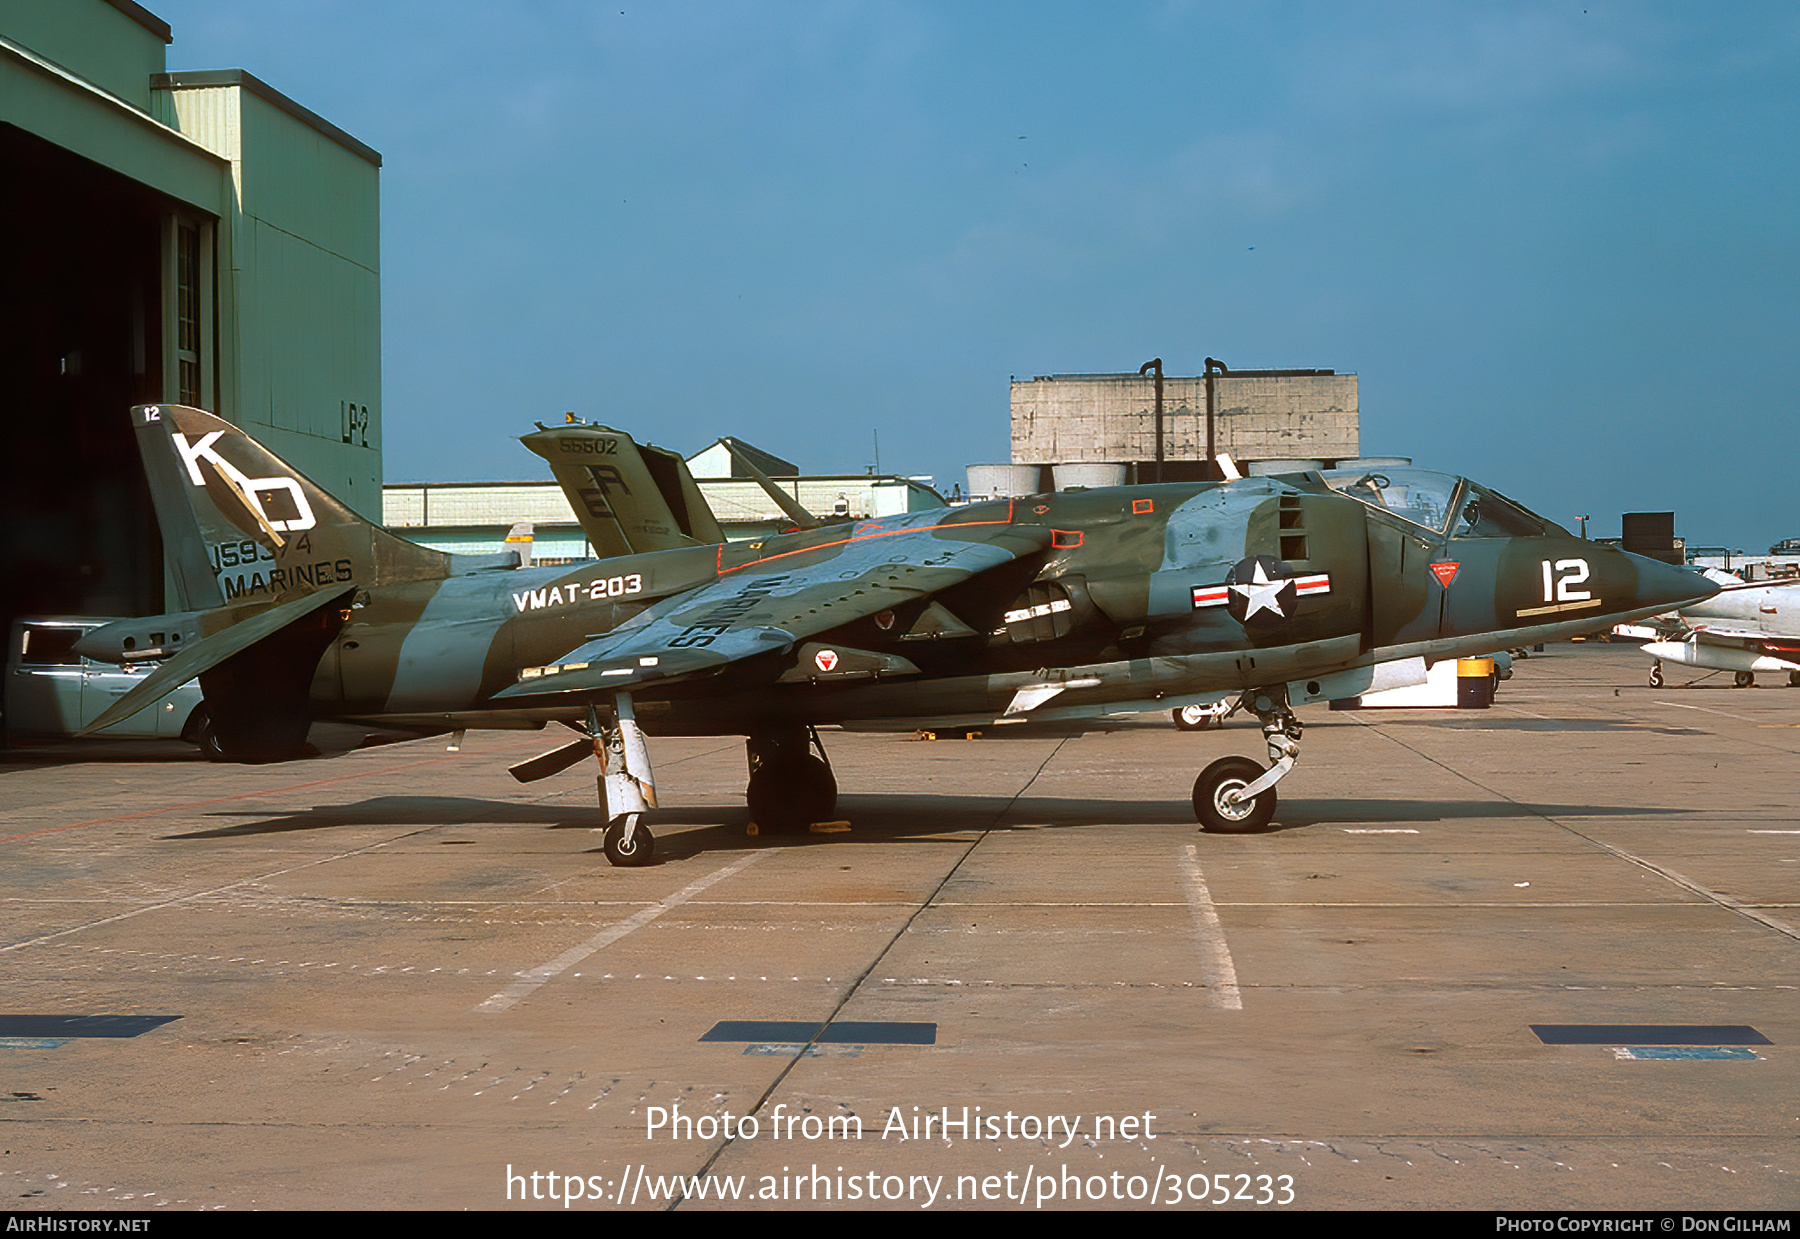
xmin=1320 ymin=468 xmax=1568 ymax=539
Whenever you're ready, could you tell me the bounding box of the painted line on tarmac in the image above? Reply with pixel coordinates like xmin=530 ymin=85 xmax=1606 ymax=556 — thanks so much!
xmin=1652 ymin=701 xmax=1757 ymax=722
xmin=1181 ymin=844 xmax=1242 ymax=1010
xmin=0 ymin=738 xmax=550 ymax=844
xmin=1 ymin=831 xmax=437 ymax=953
xmin=475 ymin=852 xmax=766 ymax=1013
xmin=1361 ymin=719 xmax=1800 ymax=944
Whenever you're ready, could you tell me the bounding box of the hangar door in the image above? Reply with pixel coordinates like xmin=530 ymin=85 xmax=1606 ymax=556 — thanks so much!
xmin=0 ymin=122 xmax=215 ymax=639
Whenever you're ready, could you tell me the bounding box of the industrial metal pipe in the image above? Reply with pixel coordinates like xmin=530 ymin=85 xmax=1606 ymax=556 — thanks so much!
xmin=1138 ymin=358 xmax=1163 ymax=483
xmin=1204 ymin=357 xmax=1229 ymax=473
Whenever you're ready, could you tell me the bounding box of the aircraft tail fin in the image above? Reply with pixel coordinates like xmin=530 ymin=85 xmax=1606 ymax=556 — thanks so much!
xmin=132 ymin=403 xmax=452 ymax=609
xmin=503 ymin=521 xmax=534 ymax=567
xmin=521 ymin=420 xmax=725 ymax=557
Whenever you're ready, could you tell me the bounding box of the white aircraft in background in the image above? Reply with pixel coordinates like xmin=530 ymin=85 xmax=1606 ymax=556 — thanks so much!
xmin=1616 ymin=568 xmax=1800 ymax=688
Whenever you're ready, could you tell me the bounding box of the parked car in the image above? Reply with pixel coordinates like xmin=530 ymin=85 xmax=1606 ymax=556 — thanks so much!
xmin=5 ymin=617 xmax=209 ymax=750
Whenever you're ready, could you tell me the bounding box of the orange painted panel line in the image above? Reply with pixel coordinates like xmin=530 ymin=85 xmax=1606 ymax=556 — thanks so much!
xmin=715 ymin=499 xmax=1018 ymax=575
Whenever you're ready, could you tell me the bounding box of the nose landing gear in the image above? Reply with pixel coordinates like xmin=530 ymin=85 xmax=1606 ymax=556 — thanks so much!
xmin=1191 ymin=687 xmax=1300 ymax=834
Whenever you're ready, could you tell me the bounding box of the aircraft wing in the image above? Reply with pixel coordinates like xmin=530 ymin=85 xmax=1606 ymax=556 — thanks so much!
xmin=494 ymin=520 xmax=1048 ymax=699
xmin=75 ymin=583 xmax=359 ymax=735
xmin=1688 ymin=624 xmax=1800 ymax=658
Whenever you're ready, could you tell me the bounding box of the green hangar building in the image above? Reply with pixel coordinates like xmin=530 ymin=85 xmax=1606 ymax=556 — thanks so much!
xmin=1 ymin=0 xmax=381 ymax=638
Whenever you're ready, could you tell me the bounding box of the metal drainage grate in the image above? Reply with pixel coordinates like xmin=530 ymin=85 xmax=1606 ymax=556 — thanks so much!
xmin=1531 ymin=1024 xmax=1770 ymax=1046
xmin=701 ymin=1020 xmax=936 ymax=1046
xmin=0 ymin=1015 xmax=182 ymax=1039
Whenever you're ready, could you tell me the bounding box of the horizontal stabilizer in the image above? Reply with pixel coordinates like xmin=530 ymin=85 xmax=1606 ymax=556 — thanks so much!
xmin=722 ymin=437 xmax=822 ymax=530
xmin=76 ymin=584 xmax=358 ymax=736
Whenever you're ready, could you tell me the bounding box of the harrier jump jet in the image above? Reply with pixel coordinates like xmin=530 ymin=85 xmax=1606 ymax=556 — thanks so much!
xmin=80 ymin=405 xmax=1715 ymax=864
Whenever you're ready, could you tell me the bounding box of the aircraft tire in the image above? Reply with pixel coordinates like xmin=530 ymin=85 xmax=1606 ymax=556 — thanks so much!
xmin=603 ymin=819 xmax=655 ymax=867
xmin=1648 ymin=664 xmax=1663 ymax=688
xmin=1789 ymin=671 xmax=1800 ymax=688
xmin=1193 ymin=756 xmax=1276 ymax=834
xmin=1172 ymin=706 xmax=1214 ymax=731
xmin=1735 ymin=671 xmax=1755 ymax=689
xmin=192 ymin=708 xmax=230 ymax=763
xmin=746 ymin=754 xmax=836 ymax=834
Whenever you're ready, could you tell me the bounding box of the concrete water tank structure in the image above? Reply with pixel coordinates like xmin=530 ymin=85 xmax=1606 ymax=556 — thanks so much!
xmin=1051 ymin=463 xmax=1130 ymax=491
xmin=1011 ymin=369 xmax=1358 ymax=479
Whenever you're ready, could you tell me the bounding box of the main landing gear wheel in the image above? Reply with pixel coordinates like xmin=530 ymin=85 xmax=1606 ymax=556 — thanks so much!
xmin=1193 ymin=756 xmax=1277 ymax=834
xmin=1735 ymin=670 xmax=1756 ymax=689
xmin=1648 ymin=662 xmax=1664 ymax=688
xmin=746 ymin=753 xmax=837 ymax=834
xmin=602 ymin=817 xmax=655 ymax=867
xmin=1173 ymin=705 xmax=1214 ymax=731
xmin=191 ymin=707 xmax=229 ymax=762
xmin=1789 ymin=671 xmax=1800 ymax=688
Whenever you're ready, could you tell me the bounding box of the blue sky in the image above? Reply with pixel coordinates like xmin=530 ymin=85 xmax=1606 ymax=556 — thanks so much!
xmin=159 ymin=2 xmax=1798 ymax=548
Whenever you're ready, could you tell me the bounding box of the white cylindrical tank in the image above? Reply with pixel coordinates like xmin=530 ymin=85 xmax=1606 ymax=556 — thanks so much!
xmin=1052 ymin=463 xmax=1128 ymax=491
xmin=1246 ymin=459 xmax=1325 ymax=476
xmin=965 ymin=463 xmax=1046 ymax=499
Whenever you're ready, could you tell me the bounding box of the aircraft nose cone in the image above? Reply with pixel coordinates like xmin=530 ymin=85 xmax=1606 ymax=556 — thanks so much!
xmin=1626 ymin=553 xmax=1717 ymax=614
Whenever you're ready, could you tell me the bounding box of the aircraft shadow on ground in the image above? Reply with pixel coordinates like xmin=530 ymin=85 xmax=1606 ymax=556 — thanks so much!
xmin=159 ymin=791 xmax=1701 ymax=855
xmin=166 ymin=795 xmax=596 ymax=839
xmin=1269 ymin=798 xmax=1700 ymax=828
xmin=0 ymin=741 xmax=203 ymax=769
xmin=615 ymin=794 xmax=1703 ymax=863
xmin=1374 ymin=717 xmax=1709 ymax=735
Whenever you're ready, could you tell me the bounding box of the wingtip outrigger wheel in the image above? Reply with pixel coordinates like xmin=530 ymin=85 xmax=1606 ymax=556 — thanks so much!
xmin=1192 ymin=687 xmax=1299 ymax=834
xmin=597 ymin=695 xmax=657 ymax=866
xmin=602 ymin=814 xmax=654 ymax=866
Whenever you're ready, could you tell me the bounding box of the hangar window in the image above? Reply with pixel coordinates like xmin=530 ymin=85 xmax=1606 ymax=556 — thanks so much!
xmin=164 ymin=214 xmax=212 ymax=410
xmin=176 ymin=222 xmax=201 ymax=405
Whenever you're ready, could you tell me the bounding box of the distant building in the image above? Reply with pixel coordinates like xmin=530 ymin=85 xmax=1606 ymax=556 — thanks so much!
xmin=2 ymin=0 xmax=381 ymax=635
xmin=987 ymin=368 xmax=1360 ymax=495
xmin=384 ymin=438 xmax=944 ymax=560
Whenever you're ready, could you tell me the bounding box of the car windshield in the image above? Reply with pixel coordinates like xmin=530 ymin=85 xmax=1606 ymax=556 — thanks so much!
xmin=1320 ymin=468 xmax=1459 ymax=534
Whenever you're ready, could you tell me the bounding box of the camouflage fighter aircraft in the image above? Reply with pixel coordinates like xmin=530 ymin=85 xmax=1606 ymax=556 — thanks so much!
xmin=79 ymin=404 xmax=1716 ymax=865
